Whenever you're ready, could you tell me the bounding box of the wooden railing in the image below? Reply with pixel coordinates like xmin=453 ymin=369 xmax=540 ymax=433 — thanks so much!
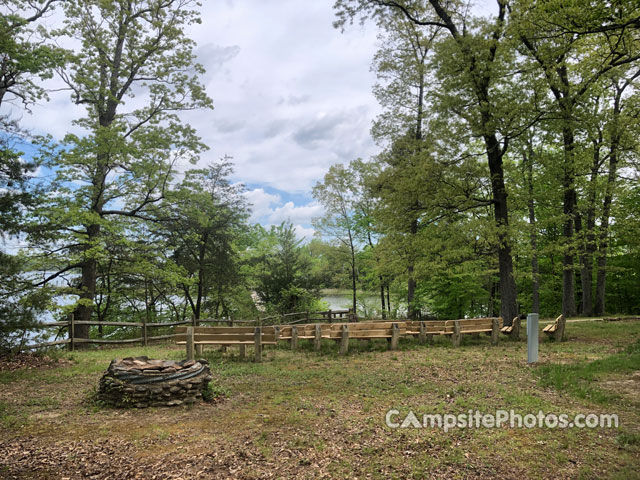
xmin=18 ymin=309 xmax=354 ymax=351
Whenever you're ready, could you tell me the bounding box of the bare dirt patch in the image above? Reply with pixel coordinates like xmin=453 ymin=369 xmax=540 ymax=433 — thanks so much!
xmin=0 ymin=353 xmax=72 ymax=372
xmin=601 ymin=370 xmax=640 ymax=405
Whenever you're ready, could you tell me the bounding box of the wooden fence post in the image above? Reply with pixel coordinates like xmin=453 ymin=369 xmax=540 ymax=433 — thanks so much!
xmin=186 ymin=326 xmax=195 ymax=361
xmin=291 ymin=326 xmax=298 ymax=351
xmin=193 ymin=316 xmax=202 ymax=356
xmin=419 ymin=321 xmax=426 ymax=344
xmin=491 ymin=317 xmax=499 ymax=346
xmin=254 ymin=326 xmax=262 ymax=362
xmin=390 ymin=323 xmax=399 ymax=350
xmin=452 ymin=320 xmax=461 ymax=347
xmin=142 ymin=314 xmax=148 ymax=347
xmin=339 ymin=324 xmax=349 ymax=355
xmin=220 ymin=317 xmax=232 ymax=353
xmin=69 ymin=313 xmax=75 ymax=352
xmin=328 ymin=309 xmax=332 ymax=323
xmin=239 ymin=344 xmax=246 ymax=359
xmin=557 ymin=314 xmax=567 ymax=341
xmin=314 ymin=323 xmax=321 ymax=351
xmin=512 ymin=316 xmax=521 ymax=340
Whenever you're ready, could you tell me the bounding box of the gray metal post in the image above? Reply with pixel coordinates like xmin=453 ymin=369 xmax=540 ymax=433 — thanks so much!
xmin=527 ymin=313 xmax=539 ymax=364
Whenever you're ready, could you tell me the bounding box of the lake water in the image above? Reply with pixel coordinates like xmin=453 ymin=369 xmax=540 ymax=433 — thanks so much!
xmin=320 ymin=292 xmax=397 ymax=317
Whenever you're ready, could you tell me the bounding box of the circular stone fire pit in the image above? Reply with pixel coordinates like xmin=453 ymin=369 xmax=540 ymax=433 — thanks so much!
xmin=97 ymin=356 xmax=212 ymax=408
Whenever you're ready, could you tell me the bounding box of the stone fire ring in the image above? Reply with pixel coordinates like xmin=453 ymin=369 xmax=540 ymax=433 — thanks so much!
xmin=97 ymin=356 xmax=213 ymax=408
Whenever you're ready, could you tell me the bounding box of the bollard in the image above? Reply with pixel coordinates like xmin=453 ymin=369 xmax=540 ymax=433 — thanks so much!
xmin=527 ymin=313 xmax=539 ymax=364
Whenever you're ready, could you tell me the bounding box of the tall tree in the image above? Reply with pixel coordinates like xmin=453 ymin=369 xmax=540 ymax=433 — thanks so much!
xmin=27 ymin=0 xmax=212 ymax=341
xmin=0 ymin=0 xmax=66 ymax=350
xmin=595 ymin=70 xmax=640 ymax=314
xmin=513 ymin=0 xmax=640 ymax=316
xmin=313 ymin=164 xmax=360 ymax=315
xmin=350 ymin=158 xmax=388 ymax=318
xmin=1 ymin=0 xmax=65 ymax=235
xmin=368 ymin=11 xmax=440 ymax=319
xmin=163 ymin=159 xmax=249 ymax=321
xmin=252 ymin=222 xmax=318 ymax=314
xmin=335 ymin=0 xmax=522 ymax=324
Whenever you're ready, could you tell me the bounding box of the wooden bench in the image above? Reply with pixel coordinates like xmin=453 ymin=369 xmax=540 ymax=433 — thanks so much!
xmin=407 ymin=318 xmax=502 ymax=346
xmin=277 ymin=321 xmax=407 ymax=353
xmin=543 ymin=314 xmax=566 ymax=341
xmin=175 ymin=326 xmax=276 ymax=362
xmin=327 ymin=321 xmax=406 ymax=354
xmin=501 ymin=316 xmax=521 ymax=339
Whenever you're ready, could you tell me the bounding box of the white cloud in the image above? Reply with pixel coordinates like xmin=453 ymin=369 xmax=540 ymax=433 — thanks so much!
xmin=11 ymin=0 xmax=382 ymax=202
xmin=294 ymin=224 xmax=316 ymax=241
xmin=244 ymin=188 xmax=281 ymax=221
xmin=268 ymin=201 xmax=323 ymax=225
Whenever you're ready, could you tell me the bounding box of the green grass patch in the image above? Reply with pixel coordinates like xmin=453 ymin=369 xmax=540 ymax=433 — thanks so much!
xmin=536 ymin=339 xmax=640 ymax=404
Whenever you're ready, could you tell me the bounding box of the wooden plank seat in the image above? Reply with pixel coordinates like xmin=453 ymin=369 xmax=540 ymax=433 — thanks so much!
xmin=407 ymin=318 xmax=502 ymax=346
xmin=407 ymin=318 xmax=501 ymax=334
xmin=175 ymin=326 xmax=276 ymax=362
xmin=501 ymin=316 xmax=521 ymax=339
xmin=276 ymin=321 xmax=408 ymax=353
xmin=329 ymin=322 xmax=406 ymax=354
xmin=327 ymin=321 xmax=407 ymax=339
xmin=543 ymin=314 xmax=566 ymax=340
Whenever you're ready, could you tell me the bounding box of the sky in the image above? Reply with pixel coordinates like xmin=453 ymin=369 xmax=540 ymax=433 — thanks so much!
xmin=187 ymin=1 xmax=383 ymax=239
xmin=4 ymin=0 xmax=496 ymax=242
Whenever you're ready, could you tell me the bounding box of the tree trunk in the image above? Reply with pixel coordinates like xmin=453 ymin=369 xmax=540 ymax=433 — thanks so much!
xmin=579 ymin=150 xmax=600 ymax=316
xmin=594 ymin=157 xmax=614 ymax=315
xmin=525 ymin=148 xmax=540 ymax=314
xmin=485 ymin=134 xmax=518 ymax=325
xmin=407 ymin=218 xmax=418 ymax=320
xmin=348 ymin=229 xmax=357 ymax=316
xmin=380 ymin=279 xmax=386 ymax=319
xmin=74 ymin=221 xmax=101 ymax=342
xmin=488 ymin=279 xmax=496 ymax=317
xmin=194 ymin=232 xmax=208 ymax=321
xmin=561 ymin=125 xmax=577 ymax=317
xmin=595 ymin=81 xmax=624 ymax=315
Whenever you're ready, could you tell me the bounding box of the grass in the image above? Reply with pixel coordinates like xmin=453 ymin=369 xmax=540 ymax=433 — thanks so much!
xmin=0 ymin=320 xmax=639 ymax=478
xmin=537 ymin=339 xmax=640 ymax=404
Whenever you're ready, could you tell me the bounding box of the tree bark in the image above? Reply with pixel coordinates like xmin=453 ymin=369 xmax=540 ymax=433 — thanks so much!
xmin=525 ymin=149 xmax=540 ymax=314
xmin=486 ymin=133 xmax=518 ymax=325
xmin=595 ymin=88 xmax=622 ymax=315
xmin=348 ymin=228 xmax=357 ymax=316
xmin=578 ymin=145 xmax=601 ymax=316
xmin=380 ymin=279 xmax=386 ymax=319
xmin=561 ymin=125 xmax=577 ymax=317
xmin=407 ymin=218 xmax=418 ymax=320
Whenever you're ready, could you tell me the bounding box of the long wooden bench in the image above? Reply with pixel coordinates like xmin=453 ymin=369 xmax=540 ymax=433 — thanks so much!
xmin=175 ymin=326 xmax=276 ymax=362
xmin=277 ymin=321 xmax=407 ymax=353
xmin=543 ymin=314 xmax=566 ymax=341
xmin=327 ymin=321 xmax=406 ymax=354
xmin=406 ymin=318 xmax=502 ymax=346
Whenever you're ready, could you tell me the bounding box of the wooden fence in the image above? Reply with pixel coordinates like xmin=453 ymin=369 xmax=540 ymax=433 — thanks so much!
xmin=18 ymin=309 xmax=354 ymax=352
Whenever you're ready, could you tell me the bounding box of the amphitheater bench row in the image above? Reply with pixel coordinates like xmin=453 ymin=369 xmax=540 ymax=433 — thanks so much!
xmin=175 ymin=317 xmax=503 ymax=361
